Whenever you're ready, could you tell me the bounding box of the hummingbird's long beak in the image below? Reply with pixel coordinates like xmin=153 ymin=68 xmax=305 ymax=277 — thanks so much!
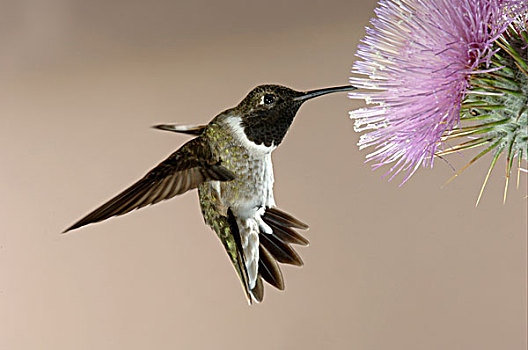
xmin=293 ymin=85 xmax=357 ymax=102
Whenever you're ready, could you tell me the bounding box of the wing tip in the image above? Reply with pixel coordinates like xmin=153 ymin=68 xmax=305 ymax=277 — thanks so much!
xmin=152 ymin=123 xmax=206 ymax=136
xmin=62 ymin=222 xmax=81 ymax=234
xmin=62 ymin=218 xmax=92 ymax=234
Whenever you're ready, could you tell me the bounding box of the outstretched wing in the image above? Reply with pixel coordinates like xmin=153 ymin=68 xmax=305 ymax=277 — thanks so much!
xmin=64 ymin=137 xmax=235 ymax=233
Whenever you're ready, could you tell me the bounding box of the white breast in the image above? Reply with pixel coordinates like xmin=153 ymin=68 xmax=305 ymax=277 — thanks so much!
xmin=224 ymin=116 xmax=276 ymax=297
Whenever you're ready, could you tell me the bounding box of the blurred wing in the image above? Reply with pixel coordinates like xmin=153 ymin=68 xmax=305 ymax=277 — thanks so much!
xmin=64 ymin=137 xmax=235 ymax=232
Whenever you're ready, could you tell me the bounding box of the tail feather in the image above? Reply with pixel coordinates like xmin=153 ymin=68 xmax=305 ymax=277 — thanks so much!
xmin=251 ymin=277 xmax=264 ymax=302
xmin=260 ymin=233 xmax=304 ymax=266
xmin=258 ymin=245 xmax=285 ymax=290
xmin=263 ymin=207 xmax=309 ymax=230
xmin=254 ymin=207 xmax=309 ymax=297
xmin=264 ymin=220 xmax=309 ymax=246
xmin=225 ymin=206 xmax=308 ymax=303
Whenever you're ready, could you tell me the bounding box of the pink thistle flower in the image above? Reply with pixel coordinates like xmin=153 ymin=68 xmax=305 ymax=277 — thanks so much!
xmin=350 ymin=0 xmax=527 ymax=202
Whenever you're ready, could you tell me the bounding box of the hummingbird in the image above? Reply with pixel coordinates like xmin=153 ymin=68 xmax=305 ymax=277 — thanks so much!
xmin=64 ymin=84 xmax=356 ymax=303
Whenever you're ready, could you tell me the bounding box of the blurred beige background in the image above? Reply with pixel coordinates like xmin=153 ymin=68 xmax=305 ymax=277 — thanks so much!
xmin=1 ymin=1 xmax=526 ymax=349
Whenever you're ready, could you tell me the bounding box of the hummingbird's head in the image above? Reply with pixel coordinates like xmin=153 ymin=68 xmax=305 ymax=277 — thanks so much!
xmin=236 ymin=84 xmax=356 ymax=148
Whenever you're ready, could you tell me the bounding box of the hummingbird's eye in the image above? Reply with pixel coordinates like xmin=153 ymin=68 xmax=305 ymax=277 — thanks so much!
xmin=260 ymin=94 xmax=276 ymax=105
